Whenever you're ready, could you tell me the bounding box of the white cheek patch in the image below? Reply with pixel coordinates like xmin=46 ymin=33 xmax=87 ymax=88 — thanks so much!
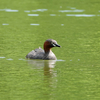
xmin=52 ymin=43 xmax=56 ymax=47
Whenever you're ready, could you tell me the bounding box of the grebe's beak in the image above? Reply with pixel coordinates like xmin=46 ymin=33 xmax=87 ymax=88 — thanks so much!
xmin=55 ymin=43 xmax=61 ymax=47
xmin=52 ymin=43 xmax=60 ymax=47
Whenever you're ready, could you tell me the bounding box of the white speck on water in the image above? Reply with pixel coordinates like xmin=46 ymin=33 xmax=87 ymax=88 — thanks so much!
xmin=32 ymin=9 xmax=48 ymax=12
xmin=61 ymin=24 xmax=64 ymax=26
xmin=5 ymin=9 xmax=19 ymax=12
xmin=28 ymin=14 xmax=39 ymax=16
xmin=0 ymin=57 xmax=6 ymax=58
xmin=59 ymin=10 xmax=84 ymax=13
xmin=70 ymin=60 xmax=72 ymax=61
xmin=2 ymin=23 xmax=9 ymax=25
xmin=7 ymin=58 xmax=13 ymax=60
xmin=30 ymin=24 xmax=40 ymax=26
xmin=57 ymin=59 xmax=65 ymax=61
xmin=66 ymin=14 xmax=95 ymax=17
xmin=0 ymin=9 xmax=19 ymax=12
xmin=50 ymin=14 xmax=56 ymax=16
xmin=78 ymin=59 xmax=80 ymax=61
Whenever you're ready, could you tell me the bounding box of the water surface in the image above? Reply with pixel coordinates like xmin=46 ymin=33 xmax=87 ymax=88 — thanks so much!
xmin=0 ymin=0 xmax=100 ymax=100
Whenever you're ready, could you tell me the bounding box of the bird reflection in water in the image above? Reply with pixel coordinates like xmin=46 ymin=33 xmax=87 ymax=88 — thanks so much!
xmin=27 ymin=60 xmax=57 ymax=76
xmin=27 ymin=59 xmax=58 ymax=95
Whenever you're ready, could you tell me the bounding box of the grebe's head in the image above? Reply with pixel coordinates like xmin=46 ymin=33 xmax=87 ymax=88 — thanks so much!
xmin=44 ymin=39 xmax=60 ymax=52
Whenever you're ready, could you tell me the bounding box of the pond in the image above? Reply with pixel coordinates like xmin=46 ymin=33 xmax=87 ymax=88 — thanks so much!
xmin=0 ymin=0 xmax=100 ymax=100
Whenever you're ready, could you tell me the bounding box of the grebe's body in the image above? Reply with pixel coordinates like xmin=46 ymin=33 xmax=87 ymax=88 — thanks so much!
xmin=26 ymin=39 xmax=60 ymax=60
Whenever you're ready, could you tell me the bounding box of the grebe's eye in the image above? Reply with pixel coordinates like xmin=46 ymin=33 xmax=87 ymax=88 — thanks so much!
xmin=51 ymin=42 xmax=56 ymax=47
xmin=51 ymin=42 xmax=53 ymax=45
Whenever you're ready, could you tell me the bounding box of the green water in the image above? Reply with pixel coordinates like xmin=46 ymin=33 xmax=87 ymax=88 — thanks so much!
xmin=0 ymin=0 xmax=100 ymax=100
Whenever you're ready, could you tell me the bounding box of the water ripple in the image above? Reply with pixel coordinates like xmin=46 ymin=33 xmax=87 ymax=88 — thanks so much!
xmin=2 ymin=23 xmax=9 ymax=25
xmin=30 ymin=24 xmax=40 ymax=26
xmin=32 ymin=9 xmax=48 ymax=12
xmin=0 ymin=57 xmax=6 ymax=58
xmin=50 ymin=14 xmax=56 ymax=16
xmin=59 ymin=10 xmax=85 ymax=12
xmin=6 ymin=58 xmax=13 ymax=60
xmin=66 ymin=14 xmax=95 ymax=17
xmin=28 ymin=14 xmax=39 ymax=16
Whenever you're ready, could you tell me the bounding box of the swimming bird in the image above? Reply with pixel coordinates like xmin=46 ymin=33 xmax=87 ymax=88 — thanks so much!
xmin=26 ymin=39 xmax=60 ymax=60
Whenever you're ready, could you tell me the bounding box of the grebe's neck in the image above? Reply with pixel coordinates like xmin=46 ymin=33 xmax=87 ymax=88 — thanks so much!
xmin=44 ymin=41 xmax=52 ymax=53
